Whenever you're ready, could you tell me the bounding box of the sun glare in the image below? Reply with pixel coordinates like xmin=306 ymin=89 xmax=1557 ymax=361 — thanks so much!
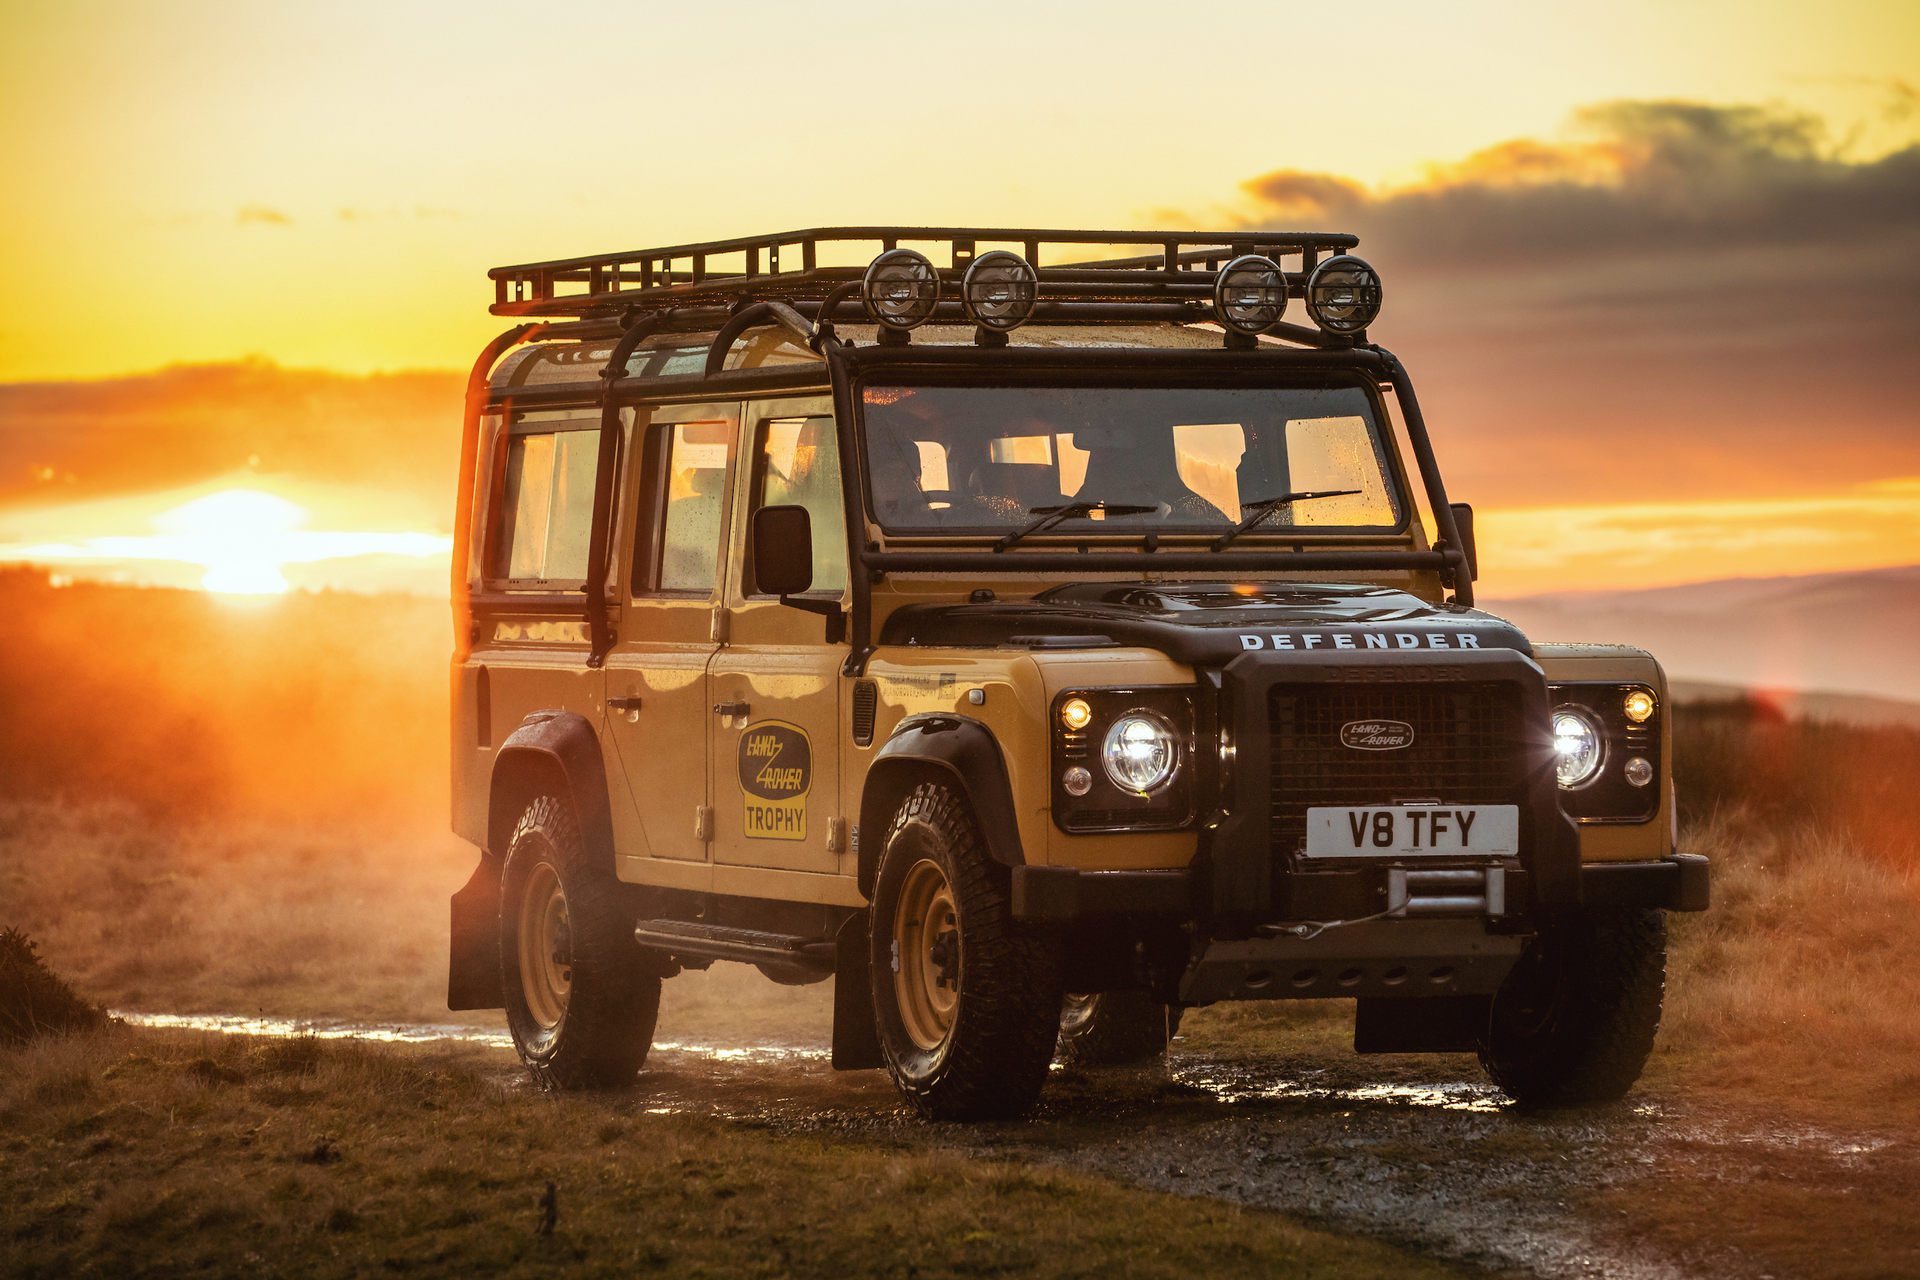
xmin=0 ymin=485 xmax=455 ymax=595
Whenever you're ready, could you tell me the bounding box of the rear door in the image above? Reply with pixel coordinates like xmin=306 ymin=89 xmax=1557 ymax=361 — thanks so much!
xmin=707 ymin=398 xmax=851 ymax=881
xmin=602 ymin=404 xmax=738 ymax=886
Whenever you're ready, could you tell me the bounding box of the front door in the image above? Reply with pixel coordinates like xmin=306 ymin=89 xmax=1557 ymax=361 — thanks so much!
xmin=708 ymin=399 xmax=850 ymax=881
xmin=603 ymin=404 xmax=738 ymax=885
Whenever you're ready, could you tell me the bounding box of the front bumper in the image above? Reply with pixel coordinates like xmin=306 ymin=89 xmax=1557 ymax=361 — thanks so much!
xmin=1010 ymin=852 xmax=1710 ymax=923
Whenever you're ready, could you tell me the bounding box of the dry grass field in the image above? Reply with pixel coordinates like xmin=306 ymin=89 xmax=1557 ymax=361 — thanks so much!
xmin=3 ymin=573 xmax=1919 ymax=1277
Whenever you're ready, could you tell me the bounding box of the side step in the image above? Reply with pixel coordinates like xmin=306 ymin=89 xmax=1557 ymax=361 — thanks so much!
xmin=633 ymin=918 xmax=834 ymax=972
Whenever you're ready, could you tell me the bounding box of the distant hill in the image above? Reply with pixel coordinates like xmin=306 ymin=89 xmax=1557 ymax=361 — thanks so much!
xmin=1485 ymin=564 xmax=1920 ymax=705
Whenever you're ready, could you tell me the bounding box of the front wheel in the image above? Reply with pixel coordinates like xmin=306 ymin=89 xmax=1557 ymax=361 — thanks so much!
xmin=1058 ymin=992 xmax=1182 ymax=1066
xmin=1479 ymin=906 xmax=1666 ymax=1107
xmin=870 ymin=782 xmax=1062 ymax=1120
xmin=500 ymin=795 xmax=661 ymax=1089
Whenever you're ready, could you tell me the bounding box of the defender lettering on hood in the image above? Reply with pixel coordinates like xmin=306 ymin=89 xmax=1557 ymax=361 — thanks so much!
xmin=880 ymin=581 xmax=1530 ymax=665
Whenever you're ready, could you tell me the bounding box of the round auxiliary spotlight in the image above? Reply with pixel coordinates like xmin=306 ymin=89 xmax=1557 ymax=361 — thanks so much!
xmin=862 ymin=249 xmax=941 ymax=330
xmin=1305 ymin=254 xmax=1382 ymax=334
xmin=1213 ymin=254 xmax=1289 ymax=334
xmin=961 ymin=250 xmax=1039 ymax=332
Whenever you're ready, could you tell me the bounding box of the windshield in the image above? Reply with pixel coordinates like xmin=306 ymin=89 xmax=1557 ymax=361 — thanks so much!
xmin=861 ymin=384 xmax=1403 ymax=535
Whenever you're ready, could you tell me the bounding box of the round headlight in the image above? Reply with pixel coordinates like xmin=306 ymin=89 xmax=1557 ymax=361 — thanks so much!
xmin=961 ymin=251 xmax=1037 ymax=332
xmin=1103 ymin=712 xmax=1177 ymax=794
xmin=862 ymin=249 xmax=940 ymax=330
xmin=1552 ymin=707 xmax=1605 ymax=789
xmin=1305 ymin=254 xmax=1382 ymax=334
xmin=1213 ymin=254 xmax=1288 ymax=333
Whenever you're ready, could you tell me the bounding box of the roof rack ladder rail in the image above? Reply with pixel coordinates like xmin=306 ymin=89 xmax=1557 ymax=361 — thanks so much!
xmin=1379 ymin=349 xmax=1473 ymax=608
xmin=701 ymin=300 xmax=818 ymax=379
xmin=583 ymin=312 xmax=667 ymax=666
xmin=453 ymin=323 xmax=544 ymax=663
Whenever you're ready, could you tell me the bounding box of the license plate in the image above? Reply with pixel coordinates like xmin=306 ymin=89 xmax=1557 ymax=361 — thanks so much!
xmin=1303 ymin=805 xmax=1519 ymax=858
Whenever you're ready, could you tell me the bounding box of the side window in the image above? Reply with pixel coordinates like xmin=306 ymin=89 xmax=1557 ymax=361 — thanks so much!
xmin=489 ymin=412 xmax=600 ymax=585
xmin=636 ymin=420 xmax=732 ymax=594
xmin=752 ymin=416 xmax=846 ymax=595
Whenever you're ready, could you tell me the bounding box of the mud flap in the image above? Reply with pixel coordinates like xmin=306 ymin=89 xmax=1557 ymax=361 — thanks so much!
xmin=1354 ymin=994 xmax=1490 ymax=1054
xmin=831 ymin=911 xmax=884 ymax=1070
xmin=447 ymin=855 xmax=504 ymax=1011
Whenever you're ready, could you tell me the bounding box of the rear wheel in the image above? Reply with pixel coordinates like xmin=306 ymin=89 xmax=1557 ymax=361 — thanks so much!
xmin=1480 ymin=907 xmax=1666 ymax=1106
xmin=870 ymin=782 xmax=1062 ymax=1120
xmin=500 ymin=795 xmax=660 ymax=1089
xmin=1058 ymin=991 xmax=1182 ymax=1066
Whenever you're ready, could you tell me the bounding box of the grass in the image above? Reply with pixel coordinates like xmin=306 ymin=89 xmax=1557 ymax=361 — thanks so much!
xmin=0 ymin=1026 xmax=1477 ymax=1280
xmin=0 ymin=928 xmax=106 ymax=1047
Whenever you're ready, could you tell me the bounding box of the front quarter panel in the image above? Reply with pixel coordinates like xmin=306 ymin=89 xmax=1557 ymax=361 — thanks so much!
xmin=1534 ymin=643 xmax=1675 ymax=862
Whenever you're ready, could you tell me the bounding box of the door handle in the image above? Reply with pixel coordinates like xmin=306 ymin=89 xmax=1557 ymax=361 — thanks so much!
xmin=608 ymin=696 xmax=643 ymax=712
xmin=712 ymin=700 xmax=751 ymax=718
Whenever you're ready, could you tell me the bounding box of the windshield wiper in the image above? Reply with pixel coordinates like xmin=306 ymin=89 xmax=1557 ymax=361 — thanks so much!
xmin=1210 ymin=489 xmax=1363 ymax=551
xmin=994 ymin=500 xmax=1157 ymax=551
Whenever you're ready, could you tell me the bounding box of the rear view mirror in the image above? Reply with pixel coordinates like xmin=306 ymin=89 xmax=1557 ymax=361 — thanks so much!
xmin=1448 ymin=502 xmax=1479 ymax=582
xmin=753 ymin=504 xmax=814 ymax=597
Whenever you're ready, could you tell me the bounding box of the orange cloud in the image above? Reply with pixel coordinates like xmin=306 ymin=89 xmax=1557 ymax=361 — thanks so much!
xmin=235 ymin=204 xmax=294 ymax=227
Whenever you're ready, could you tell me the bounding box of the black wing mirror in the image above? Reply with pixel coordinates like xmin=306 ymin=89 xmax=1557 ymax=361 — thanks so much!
xmin=751 ymin=505 xmax=845 ymax=641
xmin=753 ymin=504 xmax=814 ymax=596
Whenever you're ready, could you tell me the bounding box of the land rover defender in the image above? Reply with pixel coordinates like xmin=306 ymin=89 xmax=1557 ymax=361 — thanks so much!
xmin=446 ymin=228 xmax=1708 ymax=1119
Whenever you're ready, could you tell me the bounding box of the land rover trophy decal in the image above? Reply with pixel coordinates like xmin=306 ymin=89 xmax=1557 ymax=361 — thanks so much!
xmin=1340 ymin=719 xmax=1416 ymax=751
xmin=738 ymin=720 xmax=811 ymax=840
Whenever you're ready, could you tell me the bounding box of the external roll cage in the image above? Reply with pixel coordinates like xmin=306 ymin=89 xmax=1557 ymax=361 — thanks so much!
xmin=454 ymin=229 xmax=1475 ymax=674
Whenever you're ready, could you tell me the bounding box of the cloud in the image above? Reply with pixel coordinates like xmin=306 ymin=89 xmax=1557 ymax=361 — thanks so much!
xmin=235 ymin=204 xmax=294 ymax=227
xmin=1213 ymin=100 xmax=1920 ymax=511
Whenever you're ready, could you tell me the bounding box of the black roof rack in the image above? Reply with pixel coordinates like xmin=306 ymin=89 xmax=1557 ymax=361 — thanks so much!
xmin=488 ymin=226 xmax=1359 ymax=321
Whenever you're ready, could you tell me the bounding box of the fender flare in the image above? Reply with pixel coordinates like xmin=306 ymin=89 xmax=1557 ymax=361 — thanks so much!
xmin=452 ymin=709 xmax=617 ymax=1013
xmin=487 ymin=709 xmax=617 ymax=869
xmin=856 ymin=713 xmax=1023 ymax=899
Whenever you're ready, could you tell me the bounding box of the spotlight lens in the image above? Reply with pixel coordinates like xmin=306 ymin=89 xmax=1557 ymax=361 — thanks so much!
xmin=1623 ymin=756 xmax=1654 ymax=788
xmin=1060 ymin=697 xmax=1093 ymax=732
xmin=1552 ymin=707 xmax=1604 ymax=789
xmin=1305 ymin=254 xmax=1382 ymax=334
xmin=862 ymin=249 xmax=940 ymax=329
xmin=1623 ymin=689 xmax=1656 ymax=723
xmin=1102 ymin=713 xmax=1177 ymax=794
xmin=962 ymin=251 xmax=1038 ymax=331
xmin=1062 ymin=766 xmax=1093 ymax=797
xmin=1213 ymin=254 xmax=1288 ymax=333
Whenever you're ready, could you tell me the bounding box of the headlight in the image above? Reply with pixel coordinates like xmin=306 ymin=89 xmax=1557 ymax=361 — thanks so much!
xmin=961 ymin=250 xmax=1038 ymax=331
xmin=1103 ymin=712 xmax=1177 ymax=794
xmin=862 ymin=249 xmax=940 ymax=329
xmin=1212 ymin=254 xmax=1288 ymax=333
xmin=1305 ymin=254 xmax=1382 ymax=333
xmin=1552 ymin=707 xmax=1604 ymax=789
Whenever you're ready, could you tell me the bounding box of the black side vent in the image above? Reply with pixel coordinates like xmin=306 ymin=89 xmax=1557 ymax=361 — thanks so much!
xmin=852 ymin=679 xmax=878 ymax=747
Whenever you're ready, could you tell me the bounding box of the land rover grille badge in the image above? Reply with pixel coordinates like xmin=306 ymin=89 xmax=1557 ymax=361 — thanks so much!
xmin=1340 ymin=719 xmax=1415 ymax=751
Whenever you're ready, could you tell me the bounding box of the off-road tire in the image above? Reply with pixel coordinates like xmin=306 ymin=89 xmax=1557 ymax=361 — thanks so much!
xmin=1479 ymin=906 xmax=1665 ymax=1107
xmin=500 ymin=795 xmax=660 ymax=1089
xmin=1057 ymin=991 xmax=1182 ymax=1067
xmin=870 ymin=782 xmax=1062 ymax=1120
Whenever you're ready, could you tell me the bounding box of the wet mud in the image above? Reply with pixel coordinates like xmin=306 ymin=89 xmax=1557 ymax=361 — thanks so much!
xmin=116 ymin=1010 xmax=1911 ymax=1279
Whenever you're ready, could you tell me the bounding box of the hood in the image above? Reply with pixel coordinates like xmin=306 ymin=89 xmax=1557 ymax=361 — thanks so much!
xmin=878 ymin=581 xmax=1531 ymax=666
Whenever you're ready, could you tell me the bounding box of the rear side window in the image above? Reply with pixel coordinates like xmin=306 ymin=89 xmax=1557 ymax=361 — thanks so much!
xmin=751 ymin=416 xmax=846 ymax=595
xmin=489 ymin=412 xmax=600 ymax=585
xmin=634 ymin=420 xmax=732 ymax=594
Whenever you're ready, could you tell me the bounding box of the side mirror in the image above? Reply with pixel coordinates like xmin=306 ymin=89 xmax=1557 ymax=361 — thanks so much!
xmin=753 ymin=505 xmax=815 ymax=596
xmin=1448 ymin=502 xmax=1479 ymax=582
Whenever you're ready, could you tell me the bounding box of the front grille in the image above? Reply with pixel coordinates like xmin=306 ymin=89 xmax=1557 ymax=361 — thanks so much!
xmin=1268 ymin=681 xmax=1529 ymax=853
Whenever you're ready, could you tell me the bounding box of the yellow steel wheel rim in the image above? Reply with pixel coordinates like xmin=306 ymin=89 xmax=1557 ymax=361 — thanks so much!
xmin=892 ymin=858 xmax=960 ymax=1052
xmin=518 ymin=862 xmax=571 ymax=1031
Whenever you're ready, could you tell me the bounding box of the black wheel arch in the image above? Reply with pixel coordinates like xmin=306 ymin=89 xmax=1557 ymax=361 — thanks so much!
xmin=857 ymin=714 xmax=1023 ymax=899
xmin=452 ymin=710 xmax=618 ymax=1014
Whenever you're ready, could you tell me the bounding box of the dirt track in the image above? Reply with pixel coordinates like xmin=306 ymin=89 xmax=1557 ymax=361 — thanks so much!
xmin=118 ymin=1011 xmax=1914 ymax=1280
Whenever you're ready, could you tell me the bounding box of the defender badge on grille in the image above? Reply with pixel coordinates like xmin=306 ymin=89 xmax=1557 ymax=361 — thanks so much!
xmin=1340 ymin=719 xmax=1415 ymax=750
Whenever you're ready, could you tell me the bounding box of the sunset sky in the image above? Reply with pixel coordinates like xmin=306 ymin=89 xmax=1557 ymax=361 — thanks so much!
xmin=1 ymin=0 xmax=1916 ymax=596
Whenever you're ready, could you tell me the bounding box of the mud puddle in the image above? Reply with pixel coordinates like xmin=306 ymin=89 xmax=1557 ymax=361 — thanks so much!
xmin=118 ymin=1012 xmax=1907 ymax=1279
